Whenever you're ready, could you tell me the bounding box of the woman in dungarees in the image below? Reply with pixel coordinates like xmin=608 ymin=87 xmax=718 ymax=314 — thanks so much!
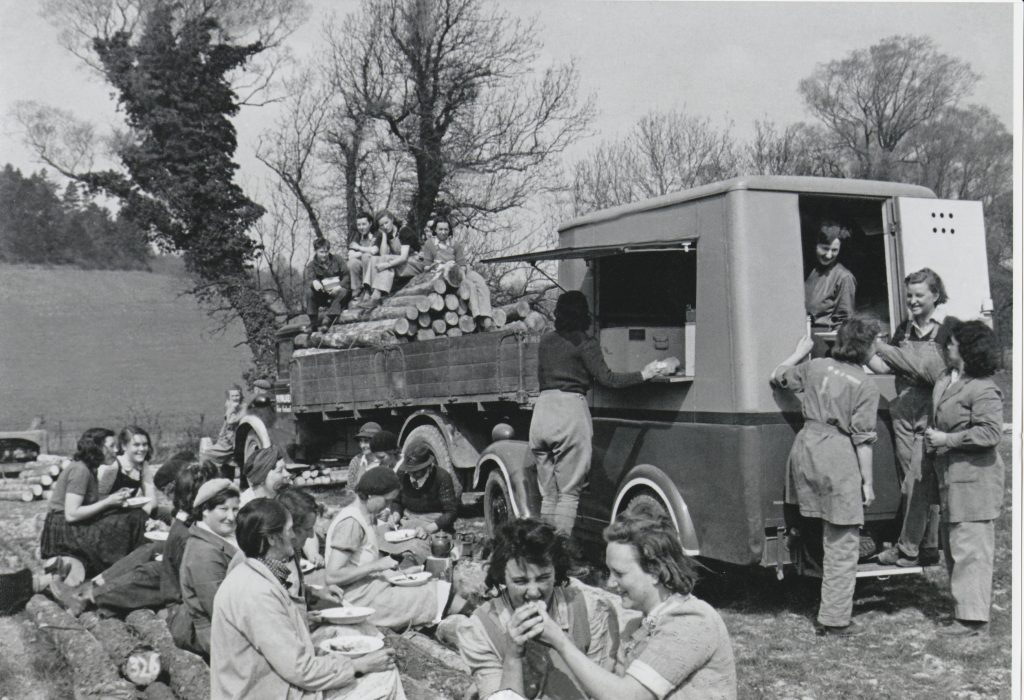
xmin=98 ymin=425 xmax=157 ymax=518
xmin=870 ymin=268 xmax=951 ymax=567
xmin=771 ymin=316 xmax=881 ymax=636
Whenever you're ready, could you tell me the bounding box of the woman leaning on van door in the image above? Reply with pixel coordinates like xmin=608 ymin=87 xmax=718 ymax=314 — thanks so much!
xmin=529 ymin=291 xmax=670 ymax=535
xmin=804 ymin=220 xmax=856 ymax=332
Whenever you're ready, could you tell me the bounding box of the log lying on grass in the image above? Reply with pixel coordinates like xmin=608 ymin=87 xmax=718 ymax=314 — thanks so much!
xmin=26 ymin=595 xmax=137 ymax=699
xmin=142 ymin=681 xmax=177 ymax=700
xmin=125 ymin=609 xmax=210 ymax=700
xmin=80 ymin=612 xmax=162 ymax=688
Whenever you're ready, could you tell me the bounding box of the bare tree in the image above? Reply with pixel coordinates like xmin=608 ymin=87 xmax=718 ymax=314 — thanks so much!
xmin=744 ymin=119 xmax=844 ymax=177
xmin=572 ymin=109 xmax=738 ymax=215
xmin=798 ymin=35 xmax=978 ymax=179
xmin=9 ymin=102 xmax=102 ymax=178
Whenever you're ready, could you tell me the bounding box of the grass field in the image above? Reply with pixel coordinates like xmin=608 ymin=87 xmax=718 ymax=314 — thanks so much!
xmin=0 ymin=264 xmax=252 ymax=453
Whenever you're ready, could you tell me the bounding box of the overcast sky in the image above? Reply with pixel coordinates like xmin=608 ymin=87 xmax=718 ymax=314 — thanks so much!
xmin=0 ymin=0 xmax=1017 ymax=193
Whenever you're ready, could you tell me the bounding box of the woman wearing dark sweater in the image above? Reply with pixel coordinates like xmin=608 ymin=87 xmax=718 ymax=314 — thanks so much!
xmin=388 ymin=442 xmax=459 ymax=537
xmin=529 ymin=291 xmax=668 ymax=534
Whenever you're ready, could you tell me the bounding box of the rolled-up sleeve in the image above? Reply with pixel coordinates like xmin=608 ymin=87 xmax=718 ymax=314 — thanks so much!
xmin=774 ymin=364 xmax=806 ymax=392
xmin=625 ymin=616 xmax=718 ymax=699
xmin=946 ymin=385 xmax=1004 ymax=450
xmin=849 ymin=384 xmax=880 ymax=446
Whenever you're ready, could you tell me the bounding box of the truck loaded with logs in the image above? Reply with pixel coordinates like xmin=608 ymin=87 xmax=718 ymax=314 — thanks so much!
xmin=239 ymin=176 xmax=995 ymax=577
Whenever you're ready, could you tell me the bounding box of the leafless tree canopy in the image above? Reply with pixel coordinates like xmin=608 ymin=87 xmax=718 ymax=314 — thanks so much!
xmin=798 ymin=35 xmax=978 ymax=179
xmin=572 ymin=110 xmax=738 ymax=215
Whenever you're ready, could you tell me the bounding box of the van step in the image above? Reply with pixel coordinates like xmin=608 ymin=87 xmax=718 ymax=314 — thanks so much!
xmin=855 ymin=562 xmax=923 ymax=578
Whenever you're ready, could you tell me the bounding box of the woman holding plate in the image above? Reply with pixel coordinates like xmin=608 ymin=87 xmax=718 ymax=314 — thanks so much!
xmin=211 ymin=498 xmax=405 ymax=699
xmin=323 ymin=467 xmax=470 ymax=630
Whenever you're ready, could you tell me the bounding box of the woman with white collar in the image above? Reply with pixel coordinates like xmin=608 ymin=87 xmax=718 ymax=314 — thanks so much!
xmin=174 ymin=478 xmax=240 ymax=658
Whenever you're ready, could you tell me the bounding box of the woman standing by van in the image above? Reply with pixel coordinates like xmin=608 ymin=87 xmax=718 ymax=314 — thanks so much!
xmin=530 ymin=291 xmax=665 ymax=535
xmin=771 ymin=316 xmax=881 ymax=635
xmin=870 ymin=268 xmax=951 ymax=567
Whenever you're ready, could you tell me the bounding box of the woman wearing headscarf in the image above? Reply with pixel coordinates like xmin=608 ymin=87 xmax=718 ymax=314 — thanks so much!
xmin=529 ymin=291 xmax=666 ymax=534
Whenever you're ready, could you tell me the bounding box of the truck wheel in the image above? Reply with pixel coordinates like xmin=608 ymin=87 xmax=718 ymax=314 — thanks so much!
xmin=484 ymin=470 xmax=512 ymax=538
xmin=243 ymin=432 xmax=265 ymax=471
xmin=403 ymin=425 xmax=462 ymax=501
xmin=620 ymin=490 xmax=669 ymax=521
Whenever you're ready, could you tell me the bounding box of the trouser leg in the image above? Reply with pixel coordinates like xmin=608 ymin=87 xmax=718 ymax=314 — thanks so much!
xmin=818 ymin=522 xmax=860 ymax=627
xmin=896 ymin=447 xmax=935 ymax=558
xmin=549 ymin=399 xmax=592 ymax=536
xmin=93 ymin=559 xmax=168 ymax=610
xmin=944 ymin=520 xmax=995 ymax=622
xmin=529 ymin=392 xmax=592 ymax=535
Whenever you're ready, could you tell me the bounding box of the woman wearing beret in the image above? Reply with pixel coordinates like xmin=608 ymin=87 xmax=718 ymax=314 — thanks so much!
xmin=211 ymin=498 xmax=406 ymax=699
xmin=530 ymin=291 xmax=667 ymax=535
xmin=173 ymin=478 xmax=240 ymax=658
xmin=323 ymin=468 xmax=468 ymax=630
xmin=926 ymin=320 xmax=1006 ymax=637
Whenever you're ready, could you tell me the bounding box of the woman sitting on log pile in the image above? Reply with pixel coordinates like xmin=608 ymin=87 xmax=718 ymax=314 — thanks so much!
xmin=98 ymin=425 xmax=159 ymax=518
xmin=360 ymin=210 xmax=422 ymax=306
xmin=40 ymin=428 xmax=148 ymax=579
xmin=421 ymin=217 xmax=492 ymax=320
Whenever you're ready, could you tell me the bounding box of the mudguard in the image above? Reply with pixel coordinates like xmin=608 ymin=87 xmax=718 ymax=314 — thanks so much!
xmin=473 ymin=440 xmax=540 ymax=519
xmin=612 ymin=464 xmax=701 ymax=556
xmin=399 ymin=410 xmax=481 ymax=470
xmin=233 ymin=415 xmax=271 ymax=463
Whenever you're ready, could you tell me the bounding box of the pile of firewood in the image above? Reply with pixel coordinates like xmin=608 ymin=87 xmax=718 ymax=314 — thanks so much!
xmin=303 ymin=267 xmax=548 ymax=350
xmin=0 ymin=454 xmax=67 ymax=502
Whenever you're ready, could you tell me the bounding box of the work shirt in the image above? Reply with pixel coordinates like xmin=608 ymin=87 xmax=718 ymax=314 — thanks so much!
xmin=304 ymin=254 xmax=349 ymax=290
xmin=48 ymin=461 xmax=99 ymax=512
xmin=537 ymin=330 xmax=643 ymax=394
xmin=618 ymin=594 xmax=736 ymax=700
xmin=805 ymin=263 xmax=856 ymax=330
xmin=420 ymin=238 xmax=467 ymax=266
xmin=775 ymin=358 xmax=879 ymax=525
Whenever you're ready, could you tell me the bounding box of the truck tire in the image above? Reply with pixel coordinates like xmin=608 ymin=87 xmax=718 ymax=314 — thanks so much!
xmin=619 ymin=489 xmax=670 ymax=521
xmin=403 ymin=425 xmax=462 ymax=501
xmin=242 ymin=432 xmax=265 ymax=481
xmin=484 ymin=470 xmax=512 ymax=538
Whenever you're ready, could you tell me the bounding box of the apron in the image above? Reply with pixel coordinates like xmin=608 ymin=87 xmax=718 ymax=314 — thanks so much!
xmin=325 ymin=503 xmax=446 ymax=630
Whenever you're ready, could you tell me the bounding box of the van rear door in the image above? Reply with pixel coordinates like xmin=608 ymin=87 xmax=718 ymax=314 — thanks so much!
xmin=890 ymin=197 xmax=992 ymax=323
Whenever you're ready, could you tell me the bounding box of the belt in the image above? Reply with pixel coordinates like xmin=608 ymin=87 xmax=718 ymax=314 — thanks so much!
xmin=803 ymin=419 xmax=846 ymax=436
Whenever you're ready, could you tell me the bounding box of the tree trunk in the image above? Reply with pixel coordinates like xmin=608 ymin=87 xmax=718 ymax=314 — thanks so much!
xmin=142 ymin=682 xmax=177 ymax=700
xmin=458 ymin=315 xmax=476 ymax=333
xmin=499 ymin=300 xmax=531 ymax=321
xmin=79 ymin=612 xmax=162 ymax=688
xmin=125 ymin=609 xmax=210 ymax=700
xmin=431 ymin=319 xmax=448 ymax=335
xmin=26 ymin=595 xmax=137 ymax=699
xmin=381 ymin=294 xmax=432 ymax=313
xmin=392 ymin=270 xmax=448 ymax=297
xmin=416 ymin=329 xmax=436 ymax=342
xmin=219 ymin=278 xmax=276 ymax=378
xmin=490 ymin=308 xmax=507 ymax=328
xmin=446 ymin=328 xmax=463 ymax=338
xmin=320 ymin=319 xmax=405 ymax=349
xmin=444 ymin=311 xmax=459 ymax=326
xmin=368 ymin=305 xmax=420 ymax=322
xmin=444 ymin=294 xmax=460 ymax=311
xmin=427 ymin=293 xmax=445 ymax=312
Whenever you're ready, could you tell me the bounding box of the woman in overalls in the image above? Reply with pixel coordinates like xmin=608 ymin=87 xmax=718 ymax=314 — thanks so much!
xmin=771 ymin=316 xmax=881 ymax=636
xmin=870 ymin=268 xmax=951 ymax=567
xmin=99 ymin=425 xmax=157 ymax=518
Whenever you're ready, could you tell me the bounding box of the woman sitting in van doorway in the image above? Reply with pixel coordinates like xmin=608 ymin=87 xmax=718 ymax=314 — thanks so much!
xmin=926 ymin=320 xmax=1005 ymax=637
xmin=515 ymin=501 xmax=737 ymax=700
xmin=530 ymin=291 xmax=668 ymax=535
xmin=868 ymin=268 xmax=952 ymax=568
xmin=804 ymin=220 xmax=857 ymax=338
xmin=771 ymin=315 xmax=881 ymax=636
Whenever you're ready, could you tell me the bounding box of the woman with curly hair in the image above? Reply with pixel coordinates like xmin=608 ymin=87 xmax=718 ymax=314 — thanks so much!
xmin=925 ymin=320 xmax=1005 ymax=637
xmin=40 ymin=428 xmax=148 ymax=578
xmin=456 ymin=518 xmax=617 ymax=699
xmin=522 ymin=502 xmax=736 ymax=699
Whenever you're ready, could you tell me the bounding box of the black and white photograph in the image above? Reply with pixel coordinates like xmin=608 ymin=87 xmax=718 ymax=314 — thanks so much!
xmin=0 ymin=1 xmax=1019 ymax=698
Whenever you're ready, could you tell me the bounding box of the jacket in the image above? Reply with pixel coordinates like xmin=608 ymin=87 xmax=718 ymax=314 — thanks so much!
xmin=177 ymin=525 xmax=238 ymax=656
xmin=930 ymin=372 xmax=1005 ymax=522
xmin=210 ymin=558 xmax=356 ymax=700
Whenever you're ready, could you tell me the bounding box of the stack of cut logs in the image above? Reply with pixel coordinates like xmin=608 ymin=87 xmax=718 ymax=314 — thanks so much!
xmin=306 ymin=267 xmax=548 ymax=350
xmin=292 ymin=465 xmax=347 ymax=486
xmin=0 ymin=454 xmax=67 ymax=502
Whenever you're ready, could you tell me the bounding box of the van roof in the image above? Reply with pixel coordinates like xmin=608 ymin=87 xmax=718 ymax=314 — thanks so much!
xmin=559 ymin=175 xmax=936 ymax=232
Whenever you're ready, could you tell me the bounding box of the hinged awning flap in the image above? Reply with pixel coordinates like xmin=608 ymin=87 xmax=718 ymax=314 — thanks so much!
xmin=482 ymin=238 xmax=697 ymax=264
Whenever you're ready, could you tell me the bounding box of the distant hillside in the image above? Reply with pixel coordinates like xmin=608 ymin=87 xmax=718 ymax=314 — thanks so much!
xmin=0 ymin=264 xmax=252 ymax=452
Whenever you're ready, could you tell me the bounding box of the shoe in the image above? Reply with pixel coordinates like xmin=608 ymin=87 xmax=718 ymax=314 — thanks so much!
xmin=48 ymin=579 xmax=86 ymax=617
xmin=858 ymin=535 xmax=877 ymax=560
xmin=876 ymin=547 xmax=918 ymax=567
xmin=918 ymin=548 xmax=940 ymax=566
xmin=816 ymin=620 xmax=865 ymax=637
xmin=939 ymin=620 xmax=988 ymax=637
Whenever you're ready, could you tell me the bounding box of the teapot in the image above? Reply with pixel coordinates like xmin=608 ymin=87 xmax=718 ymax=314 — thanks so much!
xmin=429 ymin=531 xmax=454 ymax=558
